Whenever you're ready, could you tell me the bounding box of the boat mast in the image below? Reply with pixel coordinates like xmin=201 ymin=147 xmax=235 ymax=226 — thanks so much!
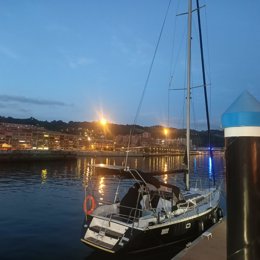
xmin=195 ymin=0 xmax=210 ymax=145
xmin=186 ymin=0 xmax=192 ymax=191
xmin=196 ymin=0 xmax=215 ymax=185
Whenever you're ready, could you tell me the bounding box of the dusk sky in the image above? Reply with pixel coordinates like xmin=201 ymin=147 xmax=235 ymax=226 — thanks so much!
xmin=0 ymin=0 xmax=259 ymax=129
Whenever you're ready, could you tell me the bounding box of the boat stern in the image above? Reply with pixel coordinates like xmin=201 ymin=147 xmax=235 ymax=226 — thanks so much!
xmin=81 ymin=216 xmax=130 ymax=253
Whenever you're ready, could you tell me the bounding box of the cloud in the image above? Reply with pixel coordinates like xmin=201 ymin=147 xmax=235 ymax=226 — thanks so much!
xmin=0 ymin=95 xmax=71 ymax=107
xmin=0 ymin=45 xmax=18 ymax=60
xmin=110 ymin=35 xmax=152 ymax=67
xmin=111 ymin=35 xmax=130 ymax=55
xmin=68 ymin=57 xmax=96 ymax=69
xmin=45 ymin=24 xmax=70 ymax=33
xmin=58 ymin=48 xmax=96 ymax=69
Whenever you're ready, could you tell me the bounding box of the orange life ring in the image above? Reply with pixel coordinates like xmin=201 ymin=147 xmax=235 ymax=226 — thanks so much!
xmin=83 ymin=195 xmax=96 ymax=215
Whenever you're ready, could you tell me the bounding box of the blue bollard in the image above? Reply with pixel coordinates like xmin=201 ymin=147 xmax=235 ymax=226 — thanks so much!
xmin=222 ymin=91 xmax=260 ymax=260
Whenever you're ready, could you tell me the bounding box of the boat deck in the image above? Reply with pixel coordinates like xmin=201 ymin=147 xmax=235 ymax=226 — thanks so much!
xmin=172 ymin=218 xmax=226 ymax=260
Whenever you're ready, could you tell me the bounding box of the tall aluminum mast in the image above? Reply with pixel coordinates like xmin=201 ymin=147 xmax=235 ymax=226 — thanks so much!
xmin=186 ymin=0 xmax=192 ymax=191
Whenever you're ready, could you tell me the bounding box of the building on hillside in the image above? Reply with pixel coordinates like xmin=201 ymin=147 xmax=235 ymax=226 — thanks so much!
xmin=0 ymin=122 xmax=83 ymax=150
xmin=115 ymin=132 xmax=152 ymax=147
xmin=0 ymin=122 xmax=117 ymax=151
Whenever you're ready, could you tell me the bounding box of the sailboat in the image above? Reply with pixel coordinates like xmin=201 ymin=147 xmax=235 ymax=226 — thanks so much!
xmin=81 ymin=0 xmax=223 ymax=254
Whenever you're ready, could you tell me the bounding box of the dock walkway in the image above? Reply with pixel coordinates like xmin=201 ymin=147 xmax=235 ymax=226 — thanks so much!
xmin=172 ymin=219 xmax=226 ymax=260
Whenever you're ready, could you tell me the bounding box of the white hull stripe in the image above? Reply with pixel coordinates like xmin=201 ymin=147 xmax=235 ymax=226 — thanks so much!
xmin=224 ymin=126 xmax=260 ymax=137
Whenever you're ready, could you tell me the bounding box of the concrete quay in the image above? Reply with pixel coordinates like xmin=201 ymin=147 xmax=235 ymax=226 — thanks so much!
xmin=172 ymin=219 xmax=226 ymax=260
xmin=0 ymin=150 xmax=77 ymax=161
xmin=0 ymin=150 xmax=185 ymax=161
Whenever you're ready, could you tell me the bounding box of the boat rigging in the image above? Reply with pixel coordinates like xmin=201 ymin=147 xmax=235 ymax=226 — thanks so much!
xmin=80 ymin=0 xmax=223 ymax=254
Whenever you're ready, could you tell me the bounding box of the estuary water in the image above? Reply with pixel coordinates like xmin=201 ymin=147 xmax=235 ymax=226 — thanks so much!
xmin=0 ymin=154 xmax=226 ymax=260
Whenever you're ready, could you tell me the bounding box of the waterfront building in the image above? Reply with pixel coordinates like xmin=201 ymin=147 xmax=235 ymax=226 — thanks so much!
xmin=0 ymin=122 xmax=82 ymax=151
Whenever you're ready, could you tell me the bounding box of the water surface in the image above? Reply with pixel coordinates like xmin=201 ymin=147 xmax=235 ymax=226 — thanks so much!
xmin=0 ymin=154 xmax=225 ymax=260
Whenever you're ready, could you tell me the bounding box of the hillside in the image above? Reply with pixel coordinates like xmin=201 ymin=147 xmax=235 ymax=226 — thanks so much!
xmin=0 ymin=116 xmax=224 ymax=147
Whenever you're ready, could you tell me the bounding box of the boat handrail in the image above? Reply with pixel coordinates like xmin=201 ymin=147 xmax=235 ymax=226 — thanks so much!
xmin=91 ymin=188 xmax=220 ymax=226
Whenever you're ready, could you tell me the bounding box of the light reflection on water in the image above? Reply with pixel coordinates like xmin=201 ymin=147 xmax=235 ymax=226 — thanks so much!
xmin=208 ymin=156 xmax=213 ymax=179
xmin=0 ymin=154 xmax=225 ymax=260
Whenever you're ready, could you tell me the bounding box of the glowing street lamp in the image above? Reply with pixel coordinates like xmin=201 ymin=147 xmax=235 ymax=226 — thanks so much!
xmin=164 ymin=128 xmax=169 ymax=147
xmin=99 ymin=117 xmax=108 ymax=150
xmin=100 ymin=118 xmax=107 ymax=126
xmin=164 ymin=128 xmax=168 ymax=137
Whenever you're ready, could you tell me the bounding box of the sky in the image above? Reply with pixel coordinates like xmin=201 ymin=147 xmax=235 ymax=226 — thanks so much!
xmin=0 ymin=0 xmax=259 ymax=130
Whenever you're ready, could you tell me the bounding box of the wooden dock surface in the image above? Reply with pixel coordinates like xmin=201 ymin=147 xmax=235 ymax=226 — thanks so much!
xmin=172 ymin=219 xmax=226 ymax=260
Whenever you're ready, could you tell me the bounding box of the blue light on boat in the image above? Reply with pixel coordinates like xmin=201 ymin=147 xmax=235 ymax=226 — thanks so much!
xmin=194 ymin=157 xmax=197 ymax=174
xmin=208 ymin=156 xmax=213 ymax=179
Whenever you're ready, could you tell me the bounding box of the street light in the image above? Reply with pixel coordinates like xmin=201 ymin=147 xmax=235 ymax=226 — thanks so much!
xmin=99 ymin=117 xmax=107 ymax=150
xmin=164 ymin=128 xmax=168 ymax=137
xmin=164 ymin=128 xmax=169 ymax=147
xmin=100 ymin=118 xmax=107 ymax=126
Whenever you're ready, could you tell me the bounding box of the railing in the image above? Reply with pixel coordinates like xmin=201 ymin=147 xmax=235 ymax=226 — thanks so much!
xmin=92 ymin=188 xmax=220 ymax=230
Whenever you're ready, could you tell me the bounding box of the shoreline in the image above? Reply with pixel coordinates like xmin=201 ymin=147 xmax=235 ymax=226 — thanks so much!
xmin=0 ymin=150 xmax=78 ymax=162
xmin=0 ymin=149 xmax=224 ymax=162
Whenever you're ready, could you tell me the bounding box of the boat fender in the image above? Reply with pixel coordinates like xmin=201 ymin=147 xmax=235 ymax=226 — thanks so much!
xmin=198 ymin=220 xmax=204 ymax=232
xmin=212 ymin=211 xmax=218 ymax=224
xmin=83 ymin=195 xmax=96 ymax=215
xmin=217 ymin=207 xmax=223 ymax=220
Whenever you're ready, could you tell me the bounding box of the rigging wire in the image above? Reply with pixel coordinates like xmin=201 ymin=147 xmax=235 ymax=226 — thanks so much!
xmin=191 ymin=90 xmax=198 ymax=131
xmin=124 ymin=0 xmax=173 ymax=168
xmin=167 ymin=0 xmax=184 ymax=128
xmin=191 ymin=14 xmax=200 ymax=133
xmin=181 ymin=25 xmax=188 ymax=131
xmin=167 ymin=0 xmax=178 ymax=128
xmin=204 ymin=5 xmax=212 ymax=118
xmin=168 ymin=1 xmax=179 ymax=83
